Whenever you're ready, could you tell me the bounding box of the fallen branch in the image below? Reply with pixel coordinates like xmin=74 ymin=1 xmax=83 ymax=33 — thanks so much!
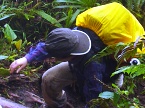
xmin=0 ymin=97 xmax=28 ymax=108
xmin=24 ymin=91 xmax=44 ymax=104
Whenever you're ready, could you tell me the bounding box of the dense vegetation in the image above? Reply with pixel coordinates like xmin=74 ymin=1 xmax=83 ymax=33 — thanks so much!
xmin=1 ymin=0 xmax=145 ymax=108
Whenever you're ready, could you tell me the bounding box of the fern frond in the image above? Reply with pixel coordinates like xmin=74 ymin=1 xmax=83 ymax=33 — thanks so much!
xmin=112 ymin=64 xmax=145 ymax=78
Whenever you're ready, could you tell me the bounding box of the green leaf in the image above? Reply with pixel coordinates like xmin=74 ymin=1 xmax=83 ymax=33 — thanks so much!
xmin=14 ymin=39 xmax=22 ymax=51
xmin=54 ymin=5 xmax=82 ymax=9
xmin=54 ymin=0 xmax=98 ymax=8
xmin=3 ymin=24 xmax=17 ymax=42
xmin=126 ymin=64 xmax=145 ymax=78
xmin=99 ymin=91 xmax=114 ymax=99
xmin=0 ymin=55 xmax=8 ymax=60
xmin=0 ymin=13 xmax=15 ymax=21
xmin=88 ymin=43 xmax=127 ymax=64
xmin=8 ymin=54 xmax=18 ymax=61
xmin=34 ymin=10 xmax=62 ymax=27
xmin=112 ymin=64 xmax=145 ymax=78
xmin=69 ymin=9 xmax=81 ymax=26
xmin=113 ymin=92 xmax=120 ymax=106
xmin=0 ymin=67 xmax=10 ymax=77
xmin=23 ymin=13 xmax=34 ymax=20
xmin=54 ymin=0 xmax=79 ymax=4
xmin=111 ymin=66 xmax=130 ymax=77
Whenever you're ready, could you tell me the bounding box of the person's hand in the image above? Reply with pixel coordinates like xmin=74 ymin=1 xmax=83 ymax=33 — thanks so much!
xmin=9 ymin=57 xmax=28 ymax=74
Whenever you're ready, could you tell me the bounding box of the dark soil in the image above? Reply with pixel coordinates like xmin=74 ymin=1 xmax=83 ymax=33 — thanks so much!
xmin=0 ymin=74 xmax=86 ymax=108
xmin=0 ymin=61 xmax=86 ymax=108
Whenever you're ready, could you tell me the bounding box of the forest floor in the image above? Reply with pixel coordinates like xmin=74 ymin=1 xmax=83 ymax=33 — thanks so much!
xmin=0 ymin=73 xmax=86 ymax=108
xmin=0 ymin=60 xmax=86 ymax=108
xmin=0 ymin=60 xmax=145 ymax=108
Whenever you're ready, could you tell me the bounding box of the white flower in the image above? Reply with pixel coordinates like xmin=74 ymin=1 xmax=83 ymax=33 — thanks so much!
xmin=130 ymin=58 xmax=140 ymax=65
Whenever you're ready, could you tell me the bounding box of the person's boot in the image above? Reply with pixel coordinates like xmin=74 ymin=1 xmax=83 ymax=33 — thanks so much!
xmin=39 ymin=103 xmax=49 ymax=108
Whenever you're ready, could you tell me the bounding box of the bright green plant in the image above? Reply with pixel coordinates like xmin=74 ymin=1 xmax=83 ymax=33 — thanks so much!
xmin=87 ymin=65 xmax=145 ymax=108
xmin=53 ymin=0 xmax=99 ymax=10
xmin=34 ymin=10 xmax=62 ymax=27
xmin=0 ymin=23 xmax=26 ymax=77
xmin=2 ymin=23 xmax=24 ymax=51
xmin=98 ymin=91 xmax=143 ymax=108
xmin=53 ymin=0 xmax=100 ymax=27
xmin=96 ymin=63 xmax=145 ymax=108
xmin=0 ymin=1 xmax=64 ymax=78
xmin=0 ymin=1 xmax=62 ymax=42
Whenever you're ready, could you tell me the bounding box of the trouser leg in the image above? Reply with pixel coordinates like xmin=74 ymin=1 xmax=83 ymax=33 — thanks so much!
xmin=41 ymin=62 xmax=76 ymax=108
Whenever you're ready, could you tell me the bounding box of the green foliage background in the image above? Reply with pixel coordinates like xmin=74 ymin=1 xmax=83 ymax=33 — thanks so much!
xmin=0 ymin=0 xmax=145 ymax=108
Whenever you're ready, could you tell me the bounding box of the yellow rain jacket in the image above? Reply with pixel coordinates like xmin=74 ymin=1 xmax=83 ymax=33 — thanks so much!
xmin=76 ymin=2 xmax=145 ymax=46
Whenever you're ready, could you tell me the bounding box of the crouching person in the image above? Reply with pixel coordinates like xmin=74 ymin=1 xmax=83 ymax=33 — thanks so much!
xmin=10 ymin=28 xmax=118 ymax=108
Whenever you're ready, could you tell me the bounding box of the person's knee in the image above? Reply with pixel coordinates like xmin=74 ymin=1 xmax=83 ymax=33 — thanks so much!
xmin=42 ymin=70 xmax=54 ymax=85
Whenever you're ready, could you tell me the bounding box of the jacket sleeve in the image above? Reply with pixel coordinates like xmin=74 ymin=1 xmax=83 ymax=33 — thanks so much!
xmin=24 ymin=42 xmax=51 ymax=63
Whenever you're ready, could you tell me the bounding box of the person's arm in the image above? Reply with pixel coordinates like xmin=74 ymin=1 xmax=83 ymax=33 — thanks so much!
xmin=24 ymin=42 xmax=51 ymax=63
xmin=10 ymin=42 xmax=50 ymax=73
